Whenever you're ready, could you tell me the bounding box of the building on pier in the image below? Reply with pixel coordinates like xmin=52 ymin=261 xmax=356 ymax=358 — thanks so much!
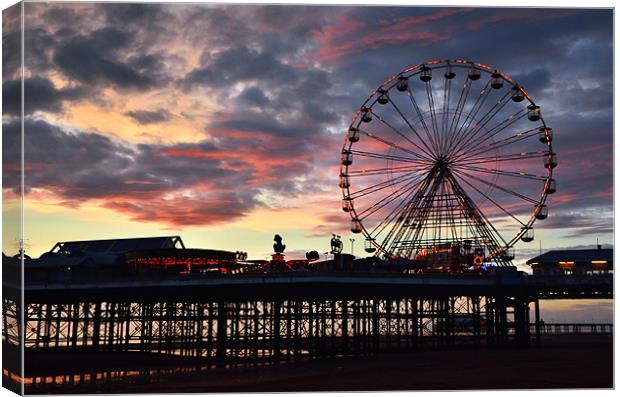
xmin=7 ymin=236 xmax=249 ymax=282
xmin=526 ymin=247 xmax=613 ymax=276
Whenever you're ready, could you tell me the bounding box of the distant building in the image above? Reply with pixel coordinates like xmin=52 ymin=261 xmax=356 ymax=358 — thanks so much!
xmin=526 ymin=247 xmax=613 ymax=276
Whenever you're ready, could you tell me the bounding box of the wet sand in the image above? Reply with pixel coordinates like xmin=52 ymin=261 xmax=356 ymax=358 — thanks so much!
xmin=25 ymin=335 xmax=613 ymax=393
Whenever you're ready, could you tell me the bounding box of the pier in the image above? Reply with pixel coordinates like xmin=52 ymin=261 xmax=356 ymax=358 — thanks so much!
xmin=3 ymin=271 xmax=612 ymax=368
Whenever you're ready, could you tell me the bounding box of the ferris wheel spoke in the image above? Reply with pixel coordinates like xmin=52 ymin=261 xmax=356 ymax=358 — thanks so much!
xmin=372 ymin=174 xmax=433 ymax=243
xmin=358 ymin=129 xmax=432 ymax=161
xmin=370 ymin=190 xmax=422 ymax=244
xmin=457 ymin=151 xmax=547 ymax=167
xmin=424 ymin=80 xmax=442 ymax=155
xmin=441 ymin=71 xmax=452 ymax=155
xmin=451 ymin=107 xmax=528 ymax=157
xmin=447 ymin=174 xmax=509 ymax=250
xmin=452 ymin=168 xmax=540 ymax=204
xmin=452 ymin=164 xmax=548 ymax=181
xmin=445 ymin=78 xmax=472 ymax=153
xmin=349 ymin=149 xmax=433 ymax=165
xmin=348 ymin=171 xmax=423 ymax=200
xmin=445 ymin=91 xmax=512 ymax=157
xmin=451 ymin=80 xmax=492 ymax=152
xmin=348 ymin=164 xmax=426 ymax=177
xmin=452 ymin=127 xmax=539 ymax=163
xmin=445 ymin=184 xmax=460 ymax=242
xmin=405 ymin=87 xmax=439 ymax=156
xmin=357 ymin=174 xmax=424 ymax=219
xmin=386 ymin=99 xmax=437 ymax=159
xmin=387 ymin=169 xmax=444 ymax=255
xmin=452 ymin=171 xmax=527 ymax=226
xmin=383 ymin=198 xmax=428 ymax=255
xmin=370 ymin=109 xmax=436 ymax=160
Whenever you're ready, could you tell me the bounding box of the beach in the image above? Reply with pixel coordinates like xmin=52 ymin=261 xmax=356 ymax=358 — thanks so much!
xmin=23 ymin=335 xmax=613 ymax=393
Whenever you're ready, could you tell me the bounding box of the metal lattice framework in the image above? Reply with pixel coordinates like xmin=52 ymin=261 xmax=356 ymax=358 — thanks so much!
xmin=340 ymin=59 xmax=556 ymax=266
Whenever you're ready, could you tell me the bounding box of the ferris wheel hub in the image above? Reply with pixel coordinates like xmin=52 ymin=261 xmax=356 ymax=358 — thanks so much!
xmin=435 ymin=157 xmax=450 ymax=168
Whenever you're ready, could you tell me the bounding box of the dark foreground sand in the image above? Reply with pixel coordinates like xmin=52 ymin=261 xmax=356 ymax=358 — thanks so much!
xmin=24 ymin=335 xmax=613 ymax=393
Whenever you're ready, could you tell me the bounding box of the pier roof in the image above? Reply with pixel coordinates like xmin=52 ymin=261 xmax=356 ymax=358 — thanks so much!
xmin=50 ymin=236 xmax=185 ymax=255
xmin=526 ymin=248 xmax=613 ymax=265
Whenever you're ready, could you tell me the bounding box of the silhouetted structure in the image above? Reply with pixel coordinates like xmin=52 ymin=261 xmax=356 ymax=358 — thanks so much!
xmin=273 ymin=235 xmax=286 ymax=253
xmin=527 ymin=247 xmax=613 ymax=276
xmin=1 ymin=236 xmax=612 ymax=388
xmin=330 ymin=234 xmax=343 ymax=254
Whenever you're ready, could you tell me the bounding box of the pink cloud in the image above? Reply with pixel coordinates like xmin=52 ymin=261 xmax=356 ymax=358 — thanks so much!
xmin=466 ymin=9 xmax=579 ymax=31
xmin=311 ymin=8 xmax=472 ymax=63
xmin=101 ymin=197 xmax=248 ymax=228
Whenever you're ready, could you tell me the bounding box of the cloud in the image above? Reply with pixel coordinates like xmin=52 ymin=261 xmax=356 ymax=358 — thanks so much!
xmin=311 ymin=8 xmax=469 ymax=63
xmin=1 ymin=118 xmax=321 ymax=228
xmin=52 ymin=27 xmax=169 ymax=90
xmin=7 ymin=3 xmax=612 ymax=241
xmin=100 ymin=3 xmax=168 ymax=26
xmin=2 ymin=77 xmax=86 ymax=116
xmin=183 ymin=46 xmax=297 ymax=88
xmin=125 ymin=109 xmax=171 ymax=125
xmin=304 ymin=214 xmax=352 ymax=239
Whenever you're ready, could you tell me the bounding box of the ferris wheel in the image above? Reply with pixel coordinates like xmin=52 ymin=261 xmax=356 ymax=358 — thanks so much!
xmin=339 ymin=59 xmax=556 ymax=266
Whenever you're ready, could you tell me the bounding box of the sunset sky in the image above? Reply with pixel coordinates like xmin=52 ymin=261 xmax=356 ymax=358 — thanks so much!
xmin=2 ymin=3 xmax=613 ymax=270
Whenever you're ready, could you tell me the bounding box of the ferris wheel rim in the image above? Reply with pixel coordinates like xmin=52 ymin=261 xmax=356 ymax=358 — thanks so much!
xmin=339 ymin=59 xmax=555 ymax=263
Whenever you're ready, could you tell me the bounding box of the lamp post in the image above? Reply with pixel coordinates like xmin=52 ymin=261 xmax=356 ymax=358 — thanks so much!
xmin=349 ymin=238 xmax=355 ymax=255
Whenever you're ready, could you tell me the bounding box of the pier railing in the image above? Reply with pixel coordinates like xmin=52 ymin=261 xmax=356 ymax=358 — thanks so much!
xmin=529 ymin=323 xmax=613 ymax=335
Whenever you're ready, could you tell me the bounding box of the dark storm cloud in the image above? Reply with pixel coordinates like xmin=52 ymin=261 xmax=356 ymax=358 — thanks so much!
xmin=40 ymin=5 xmax=82 ymax=26
xmin=125 ymin=109 xmax=171 ymax=125
xmin=183 ymin=46 xmax=297 ymax=88
xmin=535 ymin=210 xmax=613 ymax=237
xmin=52 ymin=27 xmax=168 ymax=90
xmin=509 ymin=68 xmax=552 ymax=98
xmin=4 ymin=27 xmax=56 ymax=79
xmin=2 ymin=77 xmax=86 ymax=116
xmin=100 ymin=3 xmax=168 ymax=26
xmin=183 ymin=41 xmax=343 ymax=146
xmin=3 ymin=118 xmax=226 ymax=198
xmin=238 ymin=87 xmax=270 ymax=108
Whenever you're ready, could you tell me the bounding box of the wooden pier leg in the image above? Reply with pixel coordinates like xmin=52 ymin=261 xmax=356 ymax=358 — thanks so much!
xmin=534 ymin=299 xmax=541 ymax=347
xmin=412 ymin=298 xmax=418 ymax=348
xmin=352 ymin=300 xmax=359 ymax=355
xmin=216 ymin=302 xmax=227 ymax=367
xmin=498 ymin=296 xmax=508 ymax=345
xmin=252 ymin=301 xmax=259 ymax=364
xmin=342 ymin=299 xmax=349 ymax=357
xmin=70 ymin=303 xmax=79 ymax=351
xmin=396 ymin=299 xmax=402 ymax=350
xmin=285 ymin=301 xmax=292 ymax=361
xmin=124 ymin=303 xmax=131 ymax=352
xmin=92 ymin=302 xmax=101 ymax=352
xmin=372 ymin=300 xmax=380 ymax=352
xmin=294 ymin=301 xmax=301 ymax=360
xmin=207 ymin=302 xmax=215 ymax=360
xmin=273 ymin=300 xmax=281 ymax=364
xmin=307 ymin=300 xmax=314 ymax=359
xmin=385 ymin=300 xmax=392 ymax=350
